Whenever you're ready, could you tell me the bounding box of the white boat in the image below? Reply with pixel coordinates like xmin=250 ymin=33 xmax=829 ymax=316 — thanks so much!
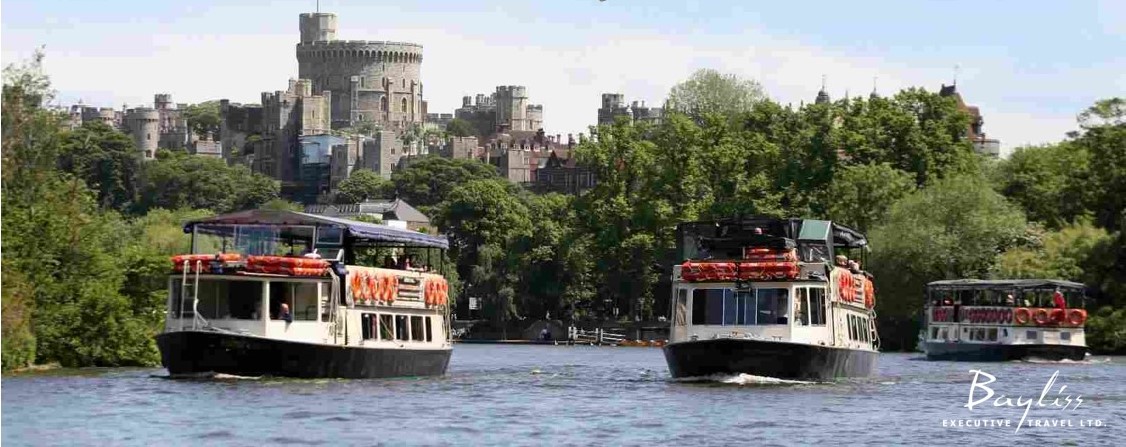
xmin=663 ymin=217 xmax=879 ymax=380
xmin=156 ymin=209 xmax=453 ymax=379
xmin=921 ymin=279 xmax=1089 ymax=361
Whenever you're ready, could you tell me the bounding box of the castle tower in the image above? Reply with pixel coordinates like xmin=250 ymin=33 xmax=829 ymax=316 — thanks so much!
xmin=125 ymin=108 xmax=160 ymax=160
xmin=495 ymin=86 xmax=530 ymax=131
xmin=295 ymin=11 xmax=422 ymax=131
xmin=299 ymin=13 xmax=337 ymax=43
xmin=154 ymin=93 xmax=173 ymax=110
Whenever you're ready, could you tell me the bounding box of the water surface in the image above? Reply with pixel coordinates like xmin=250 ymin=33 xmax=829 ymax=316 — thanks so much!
xmin=3 ymin=346 xmax=1123 ymax=445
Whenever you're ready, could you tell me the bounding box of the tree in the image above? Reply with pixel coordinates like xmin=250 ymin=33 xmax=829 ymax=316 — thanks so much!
xmin=436 ymin=179 xmax=532 ymax=326
xmin=258 ymin=198 xmax=304 ymax=212
xmin=996 ymin=220 xmax=1111 ymax=282
xmin=1073 ymin=98 xmax=1126 ymax=231
xmin=868 ymin=175 xmax=1027 ymax=350
xmin=137 ymin=151 xmax=280 ymax=213
xmin=390 ymin=156 xmax=500 ymax=213
xmin=58 ymin=121 xmax=142 ymax=212
xmin=446 ymin=118 xmax=474 ymax=137
xmin=182 ymin=101 xmax=221 ymax=137
xmin=335 ymin=169 xmax=391 ymax=204
xmin=995 ymin=143 xmax=1092 ymax=229
xmin=667 ymin=68 xmax=764 ymax=120
xmin=824 ymin=163 xmax=915 ymax=233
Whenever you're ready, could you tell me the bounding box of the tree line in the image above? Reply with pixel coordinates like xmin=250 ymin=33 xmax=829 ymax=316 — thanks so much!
xmin=3 ymin=55 xmax=1124 ymax=370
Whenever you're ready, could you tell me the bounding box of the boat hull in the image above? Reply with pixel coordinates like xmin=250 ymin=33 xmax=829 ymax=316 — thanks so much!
xmin=156 ymin=331 xmax=451 ymax=379
xmin=923 ymin=342 xmax=1086 ymax=361
xmin=663 ymin=338 xmax=877 ymax=380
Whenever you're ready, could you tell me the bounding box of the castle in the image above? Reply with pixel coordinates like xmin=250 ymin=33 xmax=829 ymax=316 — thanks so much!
xmin=63 ymin=94 xmax=216 ymax=160
xmin=453 ymin=86 xmax=544 ymax=135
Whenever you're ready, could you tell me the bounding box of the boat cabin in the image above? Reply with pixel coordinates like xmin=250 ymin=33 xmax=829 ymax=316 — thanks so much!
xmin=669 ymin=217 xmax=878 ymax=351
xmin=923 ymin=279 xmax=1088 ymax=348
xmin=165 ymin=209 xmax=452 ymax=349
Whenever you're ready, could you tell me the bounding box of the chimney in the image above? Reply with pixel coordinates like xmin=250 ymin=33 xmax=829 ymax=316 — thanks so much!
xmin=567 ymin=133 xmax=575 ymax=148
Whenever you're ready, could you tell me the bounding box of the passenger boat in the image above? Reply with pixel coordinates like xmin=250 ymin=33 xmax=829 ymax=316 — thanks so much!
xmin=921 ymin=279 xmax=1088 ymax=361
xmin=156 ymin=209 xmax=453 ymax=379
xmin=663 ymin=217 xmax=879 ymax=381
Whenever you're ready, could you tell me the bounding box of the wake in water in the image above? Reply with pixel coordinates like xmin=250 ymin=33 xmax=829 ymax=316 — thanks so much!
xmin=1019 ymin=356 xmax=1113 ymax=365
xmin=674 ymin=373 xmax=818 ymax=386
xmin=159 ymin=371 xmax=263 ymax=380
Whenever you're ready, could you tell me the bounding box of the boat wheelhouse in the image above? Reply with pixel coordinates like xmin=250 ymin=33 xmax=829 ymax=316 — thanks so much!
xmin=921 ymin=279 xmax=1088 ymax=361
xmin=663 ymin=217 xmax=879 ymax=380
xmin=156 ymin=209 xmax=453 ymax=379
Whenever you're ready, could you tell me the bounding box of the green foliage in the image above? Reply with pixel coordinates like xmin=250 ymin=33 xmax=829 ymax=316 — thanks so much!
xmin=335 ymin=169 xmax=392 ymax=204
xmin=137 ymin=151 xmax=280 ymax=213
xmin=1073 ymin=98 xmax=1126 ymax=231
xmin=182 ymin=100 xmax=221 ymax=137
xmin=667 ymin=68 xmax=764 ymax=120
xmin=996 ymin=220 xmax=1111 ymax=281
xmin=58 ymin=121 xmax=142 ymax=210
xmin=995 ymin=143 xmax=1092 ymax=229
xmin=868 ymin=175 xmax=1027 ymax=350
xmin=258 ymin=198 xmax=305 ymax=212
xmin=1085 ymin=306 xmax=1126 ymax=354
xmin=390 ymin=156 xmax=500 ymax=213
xmin=1 ymin=263 xmax=37 ymax=370
xmin=825 ymin=163 xmax=915 ymax=233
xmin=446 ymin=118 xmax=474 ymax=137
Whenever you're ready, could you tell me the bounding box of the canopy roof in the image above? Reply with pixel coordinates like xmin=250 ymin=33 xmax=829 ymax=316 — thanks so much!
xmin=677 ymin=217 xmax=868 ymax=249
xmin=926 ymin=279 xmax=1086 ymax=290
xmin=183 ymin=209 xmax=449 ymax=249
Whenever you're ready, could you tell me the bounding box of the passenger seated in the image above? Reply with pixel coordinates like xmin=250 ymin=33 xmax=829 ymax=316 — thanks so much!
xmin=1005 ymin=294 xmax=1015 ymax=306
xmin=382 ymin=255 xmax=396 ymax=269
xmin=835 ymin=255 xmax=848 ymax=268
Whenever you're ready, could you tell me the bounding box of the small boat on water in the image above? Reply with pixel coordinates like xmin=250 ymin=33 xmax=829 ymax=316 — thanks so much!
xmin=156 ymin=209 xmax=453 ymax=379
xmin=663 ymin=217 xmax=879 ymax=381
xmin=921 ymin=279 xmax=1089 ymax=361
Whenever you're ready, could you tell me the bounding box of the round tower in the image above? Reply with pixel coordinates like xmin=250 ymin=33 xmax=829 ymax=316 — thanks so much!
xmin=296 ymin=12 xmax=422 ymax=131
xmin=126 ymin=108 xmax=160 ymax=160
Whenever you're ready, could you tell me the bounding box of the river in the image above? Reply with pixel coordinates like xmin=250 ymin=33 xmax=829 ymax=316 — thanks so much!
xmin=3 ymin=346 xmax=1123 ymax=446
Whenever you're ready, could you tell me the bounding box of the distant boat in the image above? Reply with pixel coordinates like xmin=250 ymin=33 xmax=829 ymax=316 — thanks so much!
xmin=156 ymin=209 xmax=453 ymax=379
xmin=921 ymin=279 xmax=1088 ymax=361
xmin=663 ymin=217 xmax=879 ymax=381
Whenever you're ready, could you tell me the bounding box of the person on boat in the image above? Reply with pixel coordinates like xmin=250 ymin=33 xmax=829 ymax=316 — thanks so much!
xmin=848 ymin=260 xmax=861 ymax=274
xmin=835 ymin=255 xmax=848 ymax=268
xmin=1053 ymin=288 xmax=1066 ymax=309
xmin=382 ymin=255 xmax=396 ymax=269
xmin=279 ymin=302 xmax=293 ymax=323
xmin=302 ymin=250 xmax=321 ymax=259
xmin=1005 ymin=294 xmax=1016 ymax=306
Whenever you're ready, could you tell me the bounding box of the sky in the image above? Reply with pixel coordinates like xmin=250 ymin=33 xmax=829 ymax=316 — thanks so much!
xmin=3 ymin=0 xmax=1124 ymax=155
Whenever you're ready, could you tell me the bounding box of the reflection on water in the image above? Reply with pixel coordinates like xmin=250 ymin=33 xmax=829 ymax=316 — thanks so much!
xmin=3 ymin=346 xmax=1124 ymax=445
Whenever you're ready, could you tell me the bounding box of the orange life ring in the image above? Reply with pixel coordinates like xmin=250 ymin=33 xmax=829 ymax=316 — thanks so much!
xmin=440 ymin=280 xmax=449 ymax=305
xmin=424 ymin=281 xmax=434 ymax=306
xmin=1014 ymin=308 xmax=1031 ymax=325
xmin=1033 ymin=308 xmax=1050 ymax=325
xmin=1050 ymin=308 xmax=1066 ymax=324
xmin=364 ymin=273 xmax=377 ymax=302
xmin=350 ymin=273 xmax=365 ymax=301
xmin=384 ymin=275 xmax=397 ymax=303
xmin=1067 ymin=309 xmax=1087 ymax=326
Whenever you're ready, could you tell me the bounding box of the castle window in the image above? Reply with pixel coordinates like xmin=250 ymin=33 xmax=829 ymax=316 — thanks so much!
xmin=360 ymin=77 xmax=365 ymax=88
xmin=147 ymin=133 xmax=151 ymax=141
xmin=402 ymin=79 xmax=406 ymax=88
xmin=380 ymin=97 xmax=388 ymax=112
xmin=401 ymin=98 xmax=407 ymax=113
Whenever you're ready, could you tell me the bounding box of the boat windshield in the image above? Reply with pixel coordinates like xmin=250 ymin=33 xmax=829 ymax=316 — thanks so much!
xmin=192 ymin=224 xmax=324 ymax=257
xmin=690 ymin=287 xmax=790 ymax=326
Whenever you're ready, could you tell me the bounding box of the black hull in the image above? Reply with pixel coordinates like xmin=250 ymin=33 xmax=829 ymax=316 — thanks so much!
xmin=156 ymin=331 xmax=451 ymax=379
xmin=924 ymin=342 xmax=1086 ymax=361
xmin=663 ymin=338 xmax=877 ymax=380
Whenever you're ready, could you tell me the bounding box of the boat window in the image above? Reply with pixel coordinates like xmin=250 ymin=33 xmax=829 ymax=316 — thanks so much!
xmin=379 ymin=314 xmax=394 ymax=340
xmin=673 ymin=289 xmax=688 ymax=326
xmin=691 ymin=289 xmax=727 ymax=325
xmin=809 ymin=288 xmax=826 ymax=325
xmin=321 ymin=289 xmax=333 ymax=322
xmin=1060 ymin=331 xmax=1071 ymax=341
xmin=931 ymin=327 xmax=939 ymax=340
xmin=796 ymin=287 xmax=809 ymax=325
xmin=411 ymin=316 xmax=425 ymax=341
xmin=176 ymin=279 xmax=262 ymax=320
xmin=755 ymin=288 xmax=789 ymax=325
xmin=861 ymin=318 xmax=869 ymax=342
xmin=269 ymin=282 xmax=318 ymax=321
xmin=988 ymin=328 xmax=998 ymax=341
xmin=1002 ymin=328 xmax=1008 ymax=338
xmin=361 ymin=313 xmax=374 ymax=339
xmin=396 ymin=315 xmax=409 ymax=341
xmin=425 ymin=316 xmax=433 ymax=342
xmin=1026 ymin=330 xmax=1038 ymax=340
xmin=847 ymin=315 xmax=855 ymax=340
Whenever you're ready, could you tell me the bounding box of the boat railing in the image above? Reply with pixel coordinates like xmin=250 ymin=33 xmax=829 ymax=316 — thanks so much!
xmin=569 ymin=327 xmax=626 ymax=345
xmin=178 ymin=259 xmax=209 ymax=331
